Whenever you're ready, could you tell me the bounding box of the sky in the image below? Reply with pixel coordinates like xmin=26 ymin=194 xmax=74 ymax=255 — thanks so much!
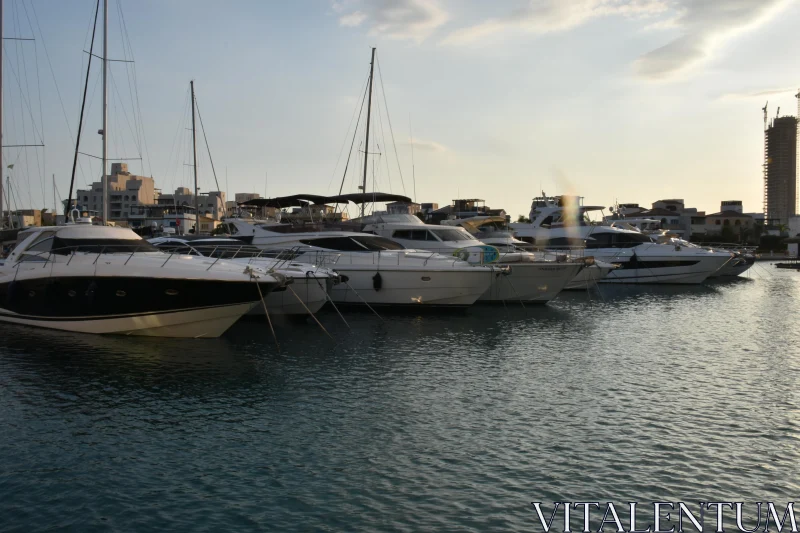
xmin=2 ymin=0 xmax=799 ymax=220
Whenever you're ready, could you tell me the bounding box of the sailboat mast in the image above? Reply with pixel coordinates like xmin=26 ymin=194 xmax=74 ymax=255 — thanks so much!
xmin=67 ymin=0 xmax=99 ymax=218
xmin=191 ymin=80 xmax=199 ymax=233
xmin=1 ymin=0 xmax=4 ymax=228
xmin=101 ymin=0 xmax=108 ymax=224
xmin=360 ymin=47 xmax=375 ymax=218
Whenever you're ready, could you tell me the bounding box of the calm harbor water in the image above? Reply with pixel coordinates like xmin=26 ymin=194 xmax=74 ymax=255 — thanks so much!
xmin=1 ymin=262 xmax=799 ymax=532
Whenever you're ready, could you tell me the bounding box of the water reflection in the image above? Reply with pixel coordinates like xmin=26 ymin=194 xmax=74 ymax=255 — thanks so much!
xmin=2 ymin=273 xmax=800 ymax=531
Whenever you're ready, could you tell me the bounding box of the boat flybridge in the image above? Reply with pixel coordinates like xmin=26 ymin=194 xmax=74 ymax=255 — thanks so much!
xmin=148 ymin=235 xmax=340 ymax=316
xmin=439 ymin=214 xmax=616 ymax=291
xmin=510 ymin=194 xmax=733 ymax=284
xmin=355 ymin=213 xmax=584 ymax=303
xmin=0 ymin=224 xmax=285 ymax=337
xmin=224 ymin=195 xmax=495 ymax=308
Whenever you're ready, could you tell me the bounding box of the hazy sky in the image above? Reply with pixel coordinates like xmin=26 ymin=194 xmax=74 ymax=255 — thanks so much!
xmin=2 ymin=0 xmax=799 ymax=220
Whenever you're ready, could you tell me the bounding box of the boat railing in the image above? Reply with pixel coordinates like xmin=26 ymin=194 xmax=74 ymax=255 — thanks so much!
xmin=12 ymin=243 xmax=313 ymax=274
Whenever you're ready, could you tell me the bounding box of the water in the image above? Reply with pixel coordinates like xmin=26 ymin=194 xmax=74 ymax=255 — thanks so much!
xmin=1 ymin=263 xmax=799 ymax=532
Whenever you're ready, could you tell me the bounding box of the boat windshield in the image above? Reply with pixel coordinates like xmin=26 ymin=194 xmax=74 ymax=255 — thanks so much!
xmin=49 ymin=237 xmax=159 ymax=255
xmin=299 ymin=235 xmax=405 ymax=251
xmin=430 ymin=228 xmax=474 ymax=242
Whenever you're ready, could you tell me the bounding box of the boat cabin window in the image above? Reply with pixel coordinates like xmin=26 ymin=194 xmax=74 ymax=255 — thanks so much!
xmin=430 ymin=228 xmax=473 ymax=242
xmin=585 ymin=233 xmax=614 ymax=248
xmin=24 ymin=231 xmax=58 ymax=254
xmin=392 ymin=229 xmax=432 ymax=241
xmin=546 ymin=237 xmax=586 ymax=248
xmin=299 ymin=236 xmax=404 ymax=252
xmin=219 ymin=223 xmax=238 ymax=235
xmin=586 ymin=232 xmax=652 ymax=249
xmin=613 ymin=233 xmax=653 ymax=247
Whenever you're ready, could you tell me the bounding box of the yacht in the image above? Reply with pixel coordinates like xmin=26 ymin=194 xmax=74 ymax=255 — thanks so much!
xmin=222 ymin=218 xmax=495 ymax=308
xmin=356 ymin=213 xmax=584 ymax=303
xmin=510 ymin=195 xmax=733 ymax=284
xmin=645 ymin=234 xmax=755 ymax=278
xmin=0 ymin=224 xmax=285 ymax=337
xmin=149 ymin=236 xmax=340 ymax=316
xmin=440 ymin=215 xmax=616 ymax=291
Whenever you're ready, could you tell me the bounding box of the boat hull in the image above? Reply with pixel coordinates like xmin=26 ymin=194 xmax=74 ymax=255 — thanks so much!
xmin=249 ymin=277 xmax=329 ymax=316
xmin=478 ymin=262 xmax=583 ymax=303
xmin=0 ymin=275 xmax=279 ymax=338
xmin=0 ymin=302 xmax=256 ymax=338
xmin=328 ymin=267 xmax=492 ymax=307
xmin=596 ymin=254 xmax=731 ymax=284
xmin=565 ymin=264 xmax=614 ymax=290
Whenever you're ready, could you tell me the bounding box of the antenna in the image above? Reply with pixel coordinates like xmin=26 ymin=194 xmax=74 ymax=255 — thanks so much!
xmin=409 ymin=114 xmax=416 ymax=203
xmin=776 ymin=106 xmax=780 ymax=118
xmin=796 ymin=89 xmax=799 ymax=218
xmin=763 ymin=101 xmax=768 ymax=131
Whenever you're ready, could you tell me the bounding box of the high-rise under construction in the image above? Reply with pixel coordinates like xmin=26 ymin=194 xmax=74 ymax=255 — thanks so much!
xmin=765 ymin=115 xmax=798 ymax=225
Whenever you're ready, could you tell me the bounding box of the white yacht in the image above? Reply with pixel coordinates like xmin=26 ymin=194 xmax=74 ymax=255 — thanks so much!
xmin=440 ymin=215 xmax=616 ymax=291
xmin=149 ymin=236 xmax=339 ymax=316
xmin=511 ymin=195 xmax=733 ymax=284
xmin=646 ymin=234 xmax=755 ymax=278
xmin=0 ymin=224 xmax=285 ymax=337
xmin=356 ymin=213 xmax=584 ymax=303
xmin=222 ymin=218 xmax=494 ymax=308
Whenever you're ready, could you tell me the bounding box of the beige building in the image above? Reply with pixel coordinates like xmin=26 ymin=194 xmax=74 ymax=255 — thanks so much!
xmin=2 ymin=209 xmax=42 ymax=228
xmin=235 ymin=192 xmax=261 ymax=204
xmin=158 ymin=186 xmax=226 ymax=221
xmin=75 ymin=163 xmax=157 ymax=222
xmin=705 ymin=201 xmax=753 ymax=234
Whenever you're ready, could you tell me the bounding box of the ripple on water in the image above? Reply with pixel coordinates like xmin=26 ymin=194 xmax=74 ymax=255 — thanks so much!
xmin=1 ymin=270 xmax=800 ymax=531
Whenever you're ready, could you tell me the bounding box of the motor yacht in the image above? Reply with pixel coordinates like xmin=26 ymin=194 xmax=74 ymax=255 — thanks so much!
xmin=355 ymin=213 xmax=584 ymax=303
xmin=645 ymin=234 xmax=755 ymax=278
xmin=0 ymin=224 xmax=285 ymax=337
xmin=439 ymin=215 xmax=615 ymax=291
xmin=222 ymin=218 xmax=494 ymax=308
xmin=510 ymin=195 xmax=732 ymax=284
xmin=149 ymin=236 xmax=339 ymax=316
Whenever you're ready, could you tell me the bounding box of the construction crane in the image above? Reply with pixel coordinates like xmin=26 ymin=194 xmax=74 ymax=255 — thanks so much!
xmin=763 ymin=101 xmax=768 ymax=131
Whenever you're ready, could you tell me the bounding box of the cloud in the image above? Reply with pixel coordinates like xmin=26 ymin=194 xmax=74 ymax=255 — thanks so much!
xmin=333 ymin=0 xmax=448 ymax=43
xmin=719 ymin=86 xmax=798 ymax=101
xmin=339 ymin=11 xmax=368 ymax=27
xmin=632 ymin=0 xmax=792 ymax=80
xmin=403 ymin=139 xmax=448 ymax=152
xmin=440 ymin=0 xmax=793 ymax=80
xmin=441 ymin=0 xmax=670 ymax=46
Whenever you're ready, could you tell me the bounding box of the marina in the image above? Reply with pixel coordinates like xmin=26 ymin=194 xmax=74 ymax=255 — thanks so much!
xmin=0 ymin=0 xmax=799 ymax=531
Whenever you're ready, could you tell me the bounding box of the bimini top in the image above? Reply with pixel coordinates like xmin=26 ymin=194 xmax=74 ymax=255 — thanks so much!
xmin=240 ymin=192 xmax=412 ymax=208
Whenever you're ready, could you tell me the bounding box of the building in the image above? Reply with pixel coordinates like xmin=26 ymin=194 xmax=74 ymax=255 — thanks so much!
xmin=128 ymin=203 xmax=197 ymax=235
xmin=235 ymin=193 xmax=261 ymax=204
xmin=427 ymin=199 xmax=507 ymax=224
xmin=1 ymin=209 xmax=41 ymax=228
xmin=386 ymin=201 xmax=421 ymax=215
xmin=645 ymin=199 xmax=703 ymax=238
xmin=157 ymin=187 xmax=226 ymax=221
xmin=420 ymin=202 xmax=439 ymax=214
xmin=765 ymin=116 xmax=797 ymax=225
xmin=75 ymin=163 xmax=157 ymax=222
xmin=198 ymin=215 xmax=220 ymax=233
xmin=705 ymin=201 xmax=754 ymax=236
